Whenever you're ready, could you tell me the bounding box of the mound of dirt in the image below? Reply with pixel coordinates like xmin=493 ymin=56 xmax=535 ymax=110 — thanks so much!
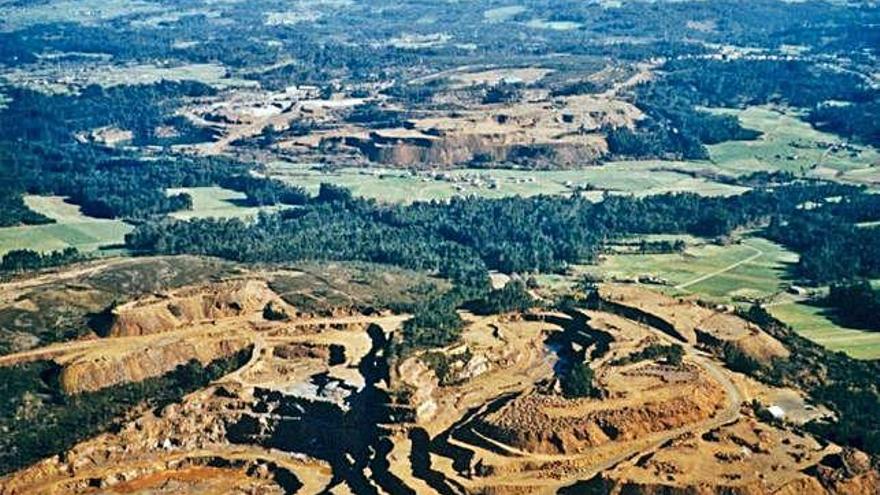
xmin=598 ymin=284 xmax=788 ymax=365
xmin=474 ymin=376 xmax=725 ymax=455
xmin=696 ymin=312 xmax=790 ymax=362
xmin=581 ymin=415 xmax=879 ymax=495
xmin=109 ymin=280 xmax=277 ymax=337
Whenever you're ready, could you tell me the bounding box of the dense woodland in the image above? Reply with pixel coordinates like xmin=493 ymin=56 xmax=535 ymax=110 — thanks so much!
xmin=825 ymin=280 xmax=880 ymax=331
xmin=0 ymin=248 xmax=81 ymax=274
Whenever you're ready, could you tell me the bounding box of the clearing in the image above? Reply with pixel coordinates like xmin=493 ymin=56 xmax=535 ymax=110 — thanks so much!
xmin=0 ymin=196 xmax=132 ymax=256
xmin=166 ymin=186 xmax=290 ymax=221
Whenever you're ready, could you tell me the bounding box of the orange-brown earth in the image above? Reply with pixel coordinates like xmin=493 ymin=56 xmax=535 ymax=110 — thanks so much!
xmin=1 ymin=262 xmax=876 ymax=494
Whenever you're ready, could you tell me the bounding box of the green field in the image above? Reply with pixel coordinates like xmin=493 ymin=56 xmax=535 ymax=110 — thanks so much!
xmin=597 ymin=236 xmax=796 ymax=302
xmin=707 ymin=106 xmax=880 ymax=179
xmin=768 ymin=303 xmax=880 ymax=360
xmin=591 ymin=235 xmax=880 ymax=359
xmin=268 ymin=161 xmax=747 ymax=204
xmin=0 ymin=196 xmax=132 ymax=256
xmin=166 ymin=186 xmax=289 ymax=220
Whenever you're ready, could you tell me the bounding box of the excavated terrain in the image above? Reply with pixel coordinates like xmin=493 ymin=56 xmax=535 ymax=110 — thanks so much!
xmin=597 ymin=284 xmax=790 ymax=363
xmin=180 ymin=65 xmax=648 ymax=168
xmin=0 ymin=260 xmax=877 ymax=494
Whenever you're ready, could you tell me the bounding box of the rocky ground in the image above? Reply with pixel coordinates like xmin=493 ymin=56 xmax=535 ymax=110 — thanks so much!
xmin=0 ymin=261 xmax=877 ymax=494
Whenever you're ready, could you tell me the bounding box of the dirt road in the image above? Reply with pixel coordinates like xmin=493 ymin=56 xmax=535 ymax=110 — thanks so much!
xmin=675 ymin=243 xmax=764 ymax=291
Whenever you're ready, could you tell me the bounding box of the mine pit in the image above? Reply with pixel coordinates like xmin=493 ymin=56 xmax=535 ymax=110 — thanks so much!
xmin=2 ymin=266 xmax=877 ymax=494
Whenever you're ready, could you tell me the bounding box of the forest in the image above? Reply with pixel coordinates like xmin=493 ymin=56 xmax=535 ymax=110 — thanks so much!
xmin=610 ymin=59 xmax=879 ymax=159
xmin=0 ymin=248 xmax=81 ymax=274
xmin=825 ymin=280 xmax=880 ymax=332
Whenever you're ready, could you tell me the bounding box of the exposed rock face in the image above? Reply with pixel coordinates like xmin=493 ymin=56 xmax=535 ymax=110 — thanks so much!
xmin=394 ymin=355 xmax=440 ymax=422
xmin=598 ymin=284 xmax=789 ymax=364
xmin=807 ymin=449 xmax=880 ymax=495
xmin=343 ymin=132 xmax=607 ymax=168
xmin=582 ymin=458 xmax=880 ymax=495
xmin=0 ymin=383 xmax=312 ymax=495
xmin=321 ymin=94 xmax=641 ymax=168
xmin=475 ymin=377 xmax=725 ymax=455
xmin=109 ymin=280 xmax=276 ymax=337
xmin=696 ymin=313 xmax=790 ymax=362
xmin=58 ymin=336 xmax=250 ymax=394
xmin=569 ymin=476 xmax=830 ymax=495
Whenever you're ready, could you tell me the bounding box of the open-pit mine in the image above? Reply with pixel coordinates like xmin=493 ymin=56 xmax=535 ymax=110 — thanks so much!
xmin=0 ymin=258 xmax=876 ymax=494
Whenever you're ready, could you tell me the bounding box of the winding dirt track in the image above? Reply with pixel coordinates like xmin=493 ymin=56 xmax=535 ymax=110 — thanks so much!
xmin=0 ymin=313 xmax=409 ymax=368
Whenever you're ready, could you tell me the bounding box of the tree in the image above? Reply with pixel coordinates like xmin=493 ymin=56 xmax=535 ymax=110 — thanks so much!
xmin=560 ymin=362 xmax=595 ymax=398
xmin=470 ymin=279 xmax=534 ymax=315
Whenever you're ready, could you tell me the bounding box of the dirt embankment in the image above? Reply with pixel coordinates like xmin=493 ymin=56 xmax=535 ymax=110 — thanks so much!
xmin=344 ymin=131 xmax=608 ymax=168
xmin=108 ymin=280 xmax=276 ymax=337
xmin=58 ymin=335 xmax=250 ymax=394
xmin=474 ymin=375 xmax=725 ymax=455
xmin=49 ymin=280 xmax=282 ymax=394
xmin=320 ymin=93 xmax=641 ymax=168
xmin=597 ymin=284 xmax=789 ymax=363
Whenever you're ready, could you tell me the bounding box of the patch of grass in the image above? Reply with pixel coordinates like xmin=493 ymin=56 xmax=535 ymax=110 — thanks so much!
xmin=706 ymin=106 xmax=880 ymax=178
xmin=269 ymin=261 xmax=451 ymax=315
xmin=768 ymin=302 xmax=880 ymax=360
xmin=166 ymin=186 xmax=288 ymax=221
xmin=525 ymin=19 xmax=582 ymax=31
xmin=0 ymin=196 xmax=132 ymax=256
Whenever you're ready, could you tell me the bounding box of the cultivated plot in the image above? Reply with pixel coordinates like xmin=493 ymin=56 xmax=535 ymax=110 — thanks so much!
xmin=0 ymin=196 xmax=132 ymax=256
xmin=166 ymin=186 xmax=289 ymax=221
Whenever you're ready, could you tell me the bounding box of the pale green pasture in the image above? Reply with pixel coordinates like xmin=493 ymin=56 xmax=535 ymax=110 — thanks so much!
xmin=0 ymin=196 xmax=132 ymax=256
xmin=166 ymin=186 xmax=289 ymax=220
xmin=769 ymin=302 xmax=880 ymax=360
xmin=268 ymin=161 xmax=746 ymax=204
xmin=706 ymin=106 xmax=880 ymax=178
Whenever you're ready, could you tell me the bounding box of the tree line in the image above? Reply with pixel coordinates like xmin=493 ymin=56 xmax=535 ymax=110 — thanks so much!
xmin=122 ymin=181 xmax=879 ymax=350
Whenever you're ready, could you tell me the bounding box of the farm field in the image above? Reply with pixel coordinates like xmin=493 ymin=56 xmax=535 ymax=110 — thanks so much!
xmin=0 ymin=196 xmax=132 ymax=256
xmin=768 ymin=302 xmax=880 ymax=360
xmin=706 ymin=106 xmax=880 ymax=180
xmin=597 ymin=236 xmax=796 ymax=302
xmin=165 ymin=186 xmax=289 ymax=220
xmin=268 ymin=161 xmax=747 ymax=204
